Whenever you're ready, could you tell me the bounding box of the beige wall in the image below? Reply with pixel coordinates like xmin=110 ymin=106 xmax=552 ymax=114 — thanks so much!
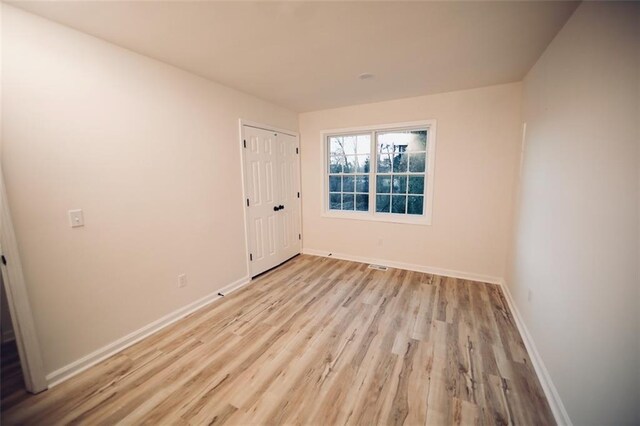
xmin=507 ymin=2 xmax=639 ymax=424
xmin=299 ymin=83 xmax=522 ymax=280
xmin=1 ymin=6 xmax=297 ymax=374
xmin=5 ymin=4 xmax=638 ymax=422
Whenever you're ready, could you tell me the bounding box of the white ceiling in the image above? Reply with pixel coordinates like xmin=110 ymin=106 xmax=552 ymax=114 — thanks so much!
xmin=9 ymin=1 xmax=579 ymax=112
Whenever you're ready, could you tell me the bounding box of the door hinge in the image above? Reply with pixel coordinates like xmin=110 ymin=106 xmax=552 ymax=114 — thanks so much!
xmin=296 ymin=147 xmax=299 ymax=154
xmin=246 ymin=198 xmax=250 ymax=207
xmin=243 ymin=139 xmax=247 ymax=148
xmin=297 ymin=192 xmax=300 ymax=198
xmin=1 ymin=255 xmax=6 ymax=265
xmin=298 ymin=234 xmax=301 ymax=240
xmin=249 ymin=253 xmax=253 ymax=261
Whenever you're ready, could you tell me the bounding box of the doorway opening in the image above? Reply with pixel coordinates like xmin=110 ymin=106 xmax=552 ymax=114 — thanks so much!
xmin=0 ymin=165 xmax=48 ymax=396
xmin=1 ymin=273 xmax=29 ymax=411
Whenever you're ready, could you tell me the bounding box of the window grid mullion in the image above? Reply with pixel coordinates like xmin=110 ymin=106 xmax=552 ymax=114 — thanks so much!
xmin=327 ymin=127 xmax=429 ymax=218
xmin=369 ymin=131 xmax=376 ymax=215
xmin=405 ymin=174 xmax=409 ymax=213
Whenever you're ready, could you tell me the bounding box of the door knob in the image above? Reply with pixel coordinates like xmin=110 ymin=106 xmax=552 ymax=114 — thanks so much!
xmin=273 ymin=206 xmax=280 ymax=211
xmin=279 ymin=205 xmax=284 ymax=210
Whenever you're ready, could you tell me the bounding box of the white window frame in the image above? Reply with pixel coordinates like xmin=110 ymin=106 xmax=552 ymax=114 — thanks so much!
xmin=321 ymin=120 xmax=437 ymax=225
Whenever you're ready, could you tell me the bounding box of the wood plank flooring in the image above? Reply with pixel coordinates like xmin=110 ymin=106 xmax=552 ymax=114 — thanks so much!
xmin=1 ymin=255 xmax=554 ymax=425
xmin=1 ymin=340 xmax=30 ymax=413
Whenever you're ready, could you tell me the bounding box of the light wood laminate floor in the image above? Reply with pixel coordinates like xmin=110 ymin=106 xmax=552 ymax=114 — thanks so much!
xmin=1 ymin=255 xmax=554 ymax=425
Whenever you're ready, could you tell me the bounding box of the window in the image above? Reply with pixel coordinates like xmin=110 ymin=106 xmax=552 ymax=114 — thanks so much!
xmin=328 ymin=134 xmax=371 ymax=212
xmin=323 ymin=121 xmax=436 ymax=225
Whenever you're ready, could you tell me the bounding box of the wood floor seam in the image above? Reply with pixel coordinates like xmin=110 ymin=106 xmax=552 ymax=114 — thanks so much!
xmin=1 ymin=254 xmax=555 ymax=425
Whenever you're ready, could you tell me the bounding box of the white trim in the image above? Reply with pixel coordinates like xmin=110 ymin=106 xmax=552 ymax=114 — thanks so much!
xmin=320 ymin=120 xmax=436 ymax=226
xmin=320 ymin=210 xmax=432 ymax=226
xmin=46 ymin=274 xmax=251 ymax=388
xmin=320 ymin=120 xmax=436 ymax=135
xmin=216 ymin=274 xmax=251 ymax=296
xmin=240 ymin=119 xmax=298 ymax=138
xmin=239 ymin=119 xmax=253 ymax=279
xmin=0 ymin=165 xmax=48 ymax=393
xmin=301 ymin=249 xmax=569 ymax=424
xmin=499 ymin=279 xmax=572 ymax=426
xmin=301 ymin=249 xmax=501 ymax=285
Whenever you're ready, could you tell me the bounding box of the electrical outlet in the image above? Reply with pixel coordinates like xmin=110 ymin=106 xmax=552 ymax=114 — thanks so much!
xmin=178 ymin=274 xmax=187 ymax=288
xmin=68 ymin=209 xmax=84 ymax=228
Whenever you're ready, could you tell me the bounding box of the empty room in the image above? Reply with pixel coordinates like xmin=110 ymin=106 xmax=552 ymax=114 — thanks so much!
xmin=0 ymin=1 xmax=638 ymax=425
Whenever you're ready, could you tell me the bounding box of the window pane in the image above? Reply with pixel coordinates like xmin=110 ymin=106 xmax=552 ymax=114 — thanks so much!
xmin=342 ymin=194 xmax=354 ymax=210
xmin=329 ymin=137 xmax=341 ymax=154
xmin=378 ymin=140 xmax=393 ymax=154
xmin=408 ymin=195 xmax=424 ymax=215
xmin=356 ymin=175 xmax=369 ymax=193
xmin=356 ymin=155 xmax=370 ymax=173
xmin=356 ymin=135 xmax=371 ymax=155
xmin=329 ymin=175 xmax=341 ymax=192
xmin=377 ymin=152 xmax=392 ymax=173
xmin=329 ymin=155 xmax=343 ymax=173
xmin=392 ymin=175 xmax=407 ymax=194
xmin=408 ymin=176 xmax=424 ymax=195
xmin=394 ymin=144 xmax=407 ymax=154
xmin=376 ymin=195 xmax=390 ymax=212
xmin=342 ymin=176 xmax=355 ymax=192
xmin=330 ymin=135 xmax=356 ymax=155
xmin=408 ymin=130 xmax=427 ymax=152
xmin=329 ymin=193 xmax=341 ymax=210
xmin=378 ymin=130 xmax=427 ymax=153
xmin=343 ymin=155 xmax=356 ymax=174
xmin=329 ymin=128 xmax=430 ymax=219
xmin=376 ymin=175 xmax=391 ymax=193
xmin=355 ymin=194 xmax=369 ymax=211
xmin=392 ymin=195 xmax=407 ymax=214
xmin=393 ymin=153 xmax=407 ymax=172
xmin=408 ymin=153 xmax=426 ymax=173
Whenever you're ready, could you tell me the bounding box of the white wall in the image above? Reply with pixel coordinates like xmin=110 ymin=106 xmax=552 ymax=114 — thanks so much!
xmin=1 ymin=6 xmax=297 ymax=375
xmin=507 ymin=2 xmax=640 ymax=424
xmin=300 ymin=83 xmax=522 ymax=281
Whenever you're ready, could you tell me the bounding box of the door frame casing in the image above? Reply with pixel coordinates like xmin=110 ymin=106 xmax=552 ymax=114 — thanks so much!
xmin=238 ymin=119 xmax=301 ymax=278
xmin=0 ymin=165 xmax=48 ymax=393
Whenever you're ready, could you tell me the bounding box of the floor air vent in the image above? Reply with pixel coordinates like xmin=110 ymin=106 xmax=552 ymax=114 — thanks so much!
xmin=368 ymin=264 xmax=388 ymax=271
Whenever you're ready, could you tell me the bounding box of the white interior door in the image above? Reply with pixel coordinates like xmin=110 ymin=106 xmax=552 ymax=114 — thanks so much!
xmin=242 ymin=124 xmax=301 ymax=277
xmin=243 ymin=126 xmax=281 ymax=276
xmin=276 ymin=133 xmax=302 ymax=262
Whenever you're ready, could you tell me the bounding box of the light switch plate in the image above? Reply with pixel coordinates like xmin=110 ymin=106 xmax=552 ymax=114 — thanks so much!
xmin=178 ymin=274 xmax=187 ymax=288
xmin=68 ymin=209 xmax=84 ymax=228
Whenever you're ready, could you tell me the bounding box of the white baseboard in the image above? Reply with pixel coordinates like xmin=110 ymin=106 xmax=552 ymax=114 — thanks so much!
xmin=46 ymin=274 xmax=251 ymax=388
xmin=499 ymin=280 xmax=572 ymax=426
xmin=302 ymin=248 xmax=502 ymax=285
xmin=41 ymin=255 xmax=570 ymax=426
xmin=2 ymin=329 xmax=15 ymax=343
xmin=303 ymin=248 xmax=569 ymax=424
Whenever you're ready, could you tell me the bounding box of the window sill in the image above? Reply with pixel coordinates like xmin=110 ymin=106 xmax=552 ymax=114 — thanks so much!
xmin=321 ymin=210 xmax=432 ymax=226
